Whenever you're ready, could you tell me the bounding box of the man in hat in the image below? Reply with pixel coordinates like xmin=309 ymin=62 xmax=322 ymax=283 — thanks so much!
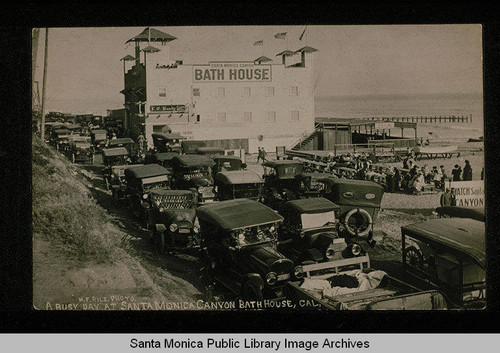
xmin=462 ymin=160 xmax=473 ymax=181
xmin=452 ymin=164 xmax=462 ymax=181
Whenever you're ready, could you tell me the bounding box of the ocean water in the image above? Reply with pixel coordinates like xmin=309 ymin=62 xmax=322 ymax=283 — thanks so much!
xmin=314 ymin=93 xmax=484 ymax=140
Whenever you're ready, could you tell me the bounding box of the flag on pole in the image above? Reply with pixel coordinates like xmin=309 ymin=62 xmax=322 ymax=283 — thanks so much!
xmin=299 ymin=27 xmax=307 ymax=41
xmin=274 ymin=32 xmax=287 ymax=39
xmin=253 ymin=40 xmax=263 ymax=46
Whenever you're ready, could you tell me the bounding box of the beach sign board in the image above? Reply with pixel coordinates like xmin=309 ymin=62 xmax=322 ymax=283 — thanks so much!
xmin=447 ymin=180 xmax=484 ymax=208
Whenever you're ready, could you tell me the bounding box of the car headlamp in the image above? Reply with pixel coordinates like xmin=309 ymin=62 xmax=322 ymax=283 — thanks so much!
xmin=269 ymin=225 xmax=275 ymax=233
xmin=325 ymin=246 xmax=336 ymax=260
xmin=142 ymin=194 xmax=148 ymax=200
xmin=169 ymin=223 xmax=178 ymax=232
xmin=265 ymin=272 xmax=278 ymax=286
xmin=294 ymin=266 xmax=304 ymax=279
xmin=193 ymin=225 xmax=200 ymax=234
xmin=198 ymin=186 xmax=205 ymax=193
xmin=159 ymin=207 xmax=165 ymax=213
xmin=351 ymin=243 xmax=362 ymax=256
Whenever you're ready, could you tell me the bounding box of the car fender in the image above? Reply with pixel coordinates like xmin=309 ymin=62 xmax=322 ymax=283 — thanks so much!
xmin=155 ymin=224 xmax=167 ymax=232
xmin=243 ymin=273 xmax=264 ymax=290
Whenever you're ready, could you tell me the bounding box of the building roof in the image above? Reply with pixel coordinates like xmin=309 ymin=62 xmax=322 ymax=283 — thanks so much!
xmin=295 ymin=46 xmax=318 ymax=53
xmin=141 ymin=45 xmax=161 ymax=53
xmin=197 ymin=199 xmax=283 ymax=231
xmin=126 ymin=27 xmax=177 ymax=43
xmin=254 ymin=56 xmax=273 ymax=63
xmin=276 ymin=50 xmax=296 ymax=57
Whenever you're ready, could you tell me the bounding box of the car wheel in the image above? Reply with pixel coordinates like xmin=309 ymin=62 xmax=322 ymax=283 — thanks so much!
xmin=243 ymin=282 xmax=264 ymax=301
xmin=405 ymin=246 xmax=424 ymax=269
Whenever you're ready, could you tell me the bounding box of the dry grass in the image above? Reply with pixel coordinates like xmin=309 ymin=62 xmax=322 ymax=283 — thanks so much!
xmin=32 ymin=137 xmax=119 ymax=263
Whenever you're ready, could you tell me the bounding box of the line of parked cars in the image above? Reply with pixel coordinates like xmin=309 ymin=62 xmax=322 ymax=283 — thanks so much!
xmin=51 ymin=132 xmax=486 ymax=310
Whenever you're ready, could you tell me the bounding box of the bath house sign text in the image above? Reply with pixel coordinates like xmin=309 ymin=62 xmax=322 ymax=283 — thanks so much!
xmin=193 ymin=62 xmax=272 ymax=82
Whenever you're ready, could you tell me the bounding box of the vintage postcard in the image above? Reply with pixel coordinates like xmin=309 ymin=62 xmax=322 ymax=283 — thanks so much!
xmin=32 ymin=25 xmax=484 ymax=311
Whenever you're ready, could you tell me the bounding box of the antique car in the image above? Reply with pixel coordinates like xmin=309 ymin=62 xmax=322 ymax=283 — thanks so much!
xmin=214 ymin=170 xmax=263 ymax=201
xmin=60 ymin=123 xmax=83 ymax=136
xmin=197 ymin=199 xmax=294 ymax=300
xmin=103 ymin=119 xmax=124 ymax=137
xmin=317 ymin=178 xmax=384 ymax=241
xmin=286 ymin=244 xmax=448 ymax=310
xmin=66 ymin=135 xmax=92 ymax=164
xmin=144 ymin=152 xmax=179 ymax=174
xmin=102 ymin=147 xmax=130 ymax=189
xmin=277 ymin=197 xmax=362 ymax=265
xmin=196 ymin=146 xmax=225 ymax=157
xmin=43 ymin=122 xmax=64 ymax=143
xmin=109 ymin=164 xmax=144 ymax=200
xmin=107 ymin=137 xmax=135 ymax=158
xmin=124 ymin=164 xmax=171 ymax=220
xmin=181 ymin=140 xmax=207 ymax=154
xmin=212 ymin=155 xmax=245 ymax=177
xmin=171 ymin=154 xmax=215 ymax=203
xmin=89 ymin=129 xmax=108 ymax=154
xmin=401 ymin=218 xmax=485 ymax=309
xmin=292 ymin=172 xmax=335 ymax=199
xmin=51 ymin=128 xmax=71 ymax=151
xmin=151 ymin=132 xmax=185 ymax=153
xmin=331 ymin=166 xmax=358 ymax=179
xmin=262 ymin=160 xmax=304 ymax=209
xmin=145 ymin=189 xmax=200 ymax=253
xmin=434 ymin=206 xmax=485 ymax=222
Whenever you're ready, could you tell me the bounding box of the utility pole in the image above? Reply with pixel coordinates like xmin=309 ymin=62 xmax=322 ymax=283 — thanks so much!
xmin=32 ymin=28 xmax=40 ymax=109
xmin=40 ymin=28 xmax=49 ymax=142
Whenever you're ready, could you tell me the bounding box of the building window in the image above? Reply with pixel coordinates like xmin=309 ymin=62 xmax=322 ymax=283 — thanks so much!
xmin=290 ymin=86 xmax=299 ymax=96
xmin=242 ymin=87 xmax=251 ymax=96
xmin=266 ymin=111 xmax=276 ymax=123
xmin=193 ymin=88 xmax=200 ymax=97
xmin=290 ymin=110 xmax=300 ymax=122
xmin=217 ymin=112 xmax=227 ymax=123
xmin=158 ymin=88 xmax=166 ymax=98
xmin=243 ymin=112 xmax=252 ymax=123
xmin=266 ymin=86 xmax=275 ymax=96
xmin=217 ymin=87 xmax=225 ymax=97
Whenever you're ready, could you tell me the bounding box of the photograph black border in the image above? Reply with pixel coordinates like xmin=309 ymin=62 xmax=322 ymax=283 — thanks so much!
xmin=1 ymin=0 xmax=499 ymax=333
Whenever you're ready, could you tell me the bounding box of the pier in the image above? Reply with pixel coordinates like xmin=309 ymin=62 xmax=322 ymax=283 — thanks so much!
xmin=365 ymin=114 xmax=472 ymax=124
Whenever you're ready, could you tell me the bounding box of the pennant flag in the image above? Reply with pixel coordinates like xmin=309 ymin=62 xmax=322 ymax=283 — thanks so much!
xmin=274 ymin=32 xmax=287 ymax=39
xmin=253 ymin=40 xmax=263 ymax=46
xmin=299 ymin=27 xmax=307 ymax=41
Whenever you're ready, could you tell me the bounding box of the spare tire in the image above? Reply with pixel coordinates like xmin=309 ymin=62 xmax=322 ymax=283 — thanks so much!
xmin=343 ymin=208 xmax=372 ymax=237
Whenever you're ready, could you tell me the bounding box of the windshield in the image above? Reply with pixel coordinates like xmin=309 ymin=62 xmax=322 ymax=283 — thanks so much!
xmin=234 ymin=184 xmax=261 ymax=198
xmin=180 ymin=166 xmax=211 ymax=179
xmin=108 ymin=156 xmax=128 ymax=166
xmin=300 ymin=211 xmax=336 ymax=229
xmin=301 ymin=178 xmax=325 ymax=191
xmin=231 ymin=224 xmax=277 ymax=248
xmin=151 ymin=193 xmax=195 ymax=209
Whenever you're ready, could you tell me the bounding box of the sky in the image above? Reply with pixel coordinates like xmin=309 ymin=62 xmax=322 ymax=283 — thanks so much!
xmin=32 ymin=25 xmax=483 ymax=115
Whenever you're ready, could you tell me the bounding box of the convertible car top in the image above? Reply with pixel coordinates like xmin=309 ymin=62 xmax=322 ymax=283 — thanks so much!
xmin=197 ymin=199 xmax=283 ymax=231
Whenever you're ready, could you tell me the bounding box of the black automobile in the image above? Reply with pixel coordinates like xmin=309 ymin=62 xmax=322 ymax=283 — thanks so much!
xmin=277 ymin=197 xmax=364 ymax=265
xmin=197 ymin=199 xmax=294 ymax=301
xmin=401 ymin=218 xmax=485 ymax=309
xmin=67 ymin=135 xmax=92 ymax=164
xmin=214 ymin=170 xmax=263 ymax=201
xmin=152 ymin=132 xmax=185 ymax=153
xmin=262 ymin=160 xmax=304 ymax=209
xmin=318 ymin=178 xmax=384 ymax=242
xmin=124 ymin=164 xmax=171 ymax=220
xmin=90 ymin=129 xmax=108 ymax=154
xmin=434 ymin=206 xmax=485 ymax=222
xmin=181 ymin=140 xmax=207 ymax=154
xmin=292 ymin=172 xmax=335 ymax=199
xmin=107 ymin=137 xmax=135 ymax=159
xmin=212 ymin=155 xmax=245 ymax=177
xmin=145 ymin=189 xmax=200 ymax=253
xmin=171 ymin=154 xmax=215 ymax=203
xmin=102 ymin=147 xmax=131 ymax=190
xmin=145 ymin=152 xmax=179 ymax=174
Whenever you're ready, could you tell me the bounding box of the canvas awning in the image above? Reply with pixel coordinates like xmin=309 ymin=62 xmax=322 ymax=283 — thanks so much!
xmin=295 ymin=46 xmax=318 ymax=53
xmin=126 ymin=27 xmax=177 ymax=43
xmin=276 ymin=50 xmax=296 ymax=57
